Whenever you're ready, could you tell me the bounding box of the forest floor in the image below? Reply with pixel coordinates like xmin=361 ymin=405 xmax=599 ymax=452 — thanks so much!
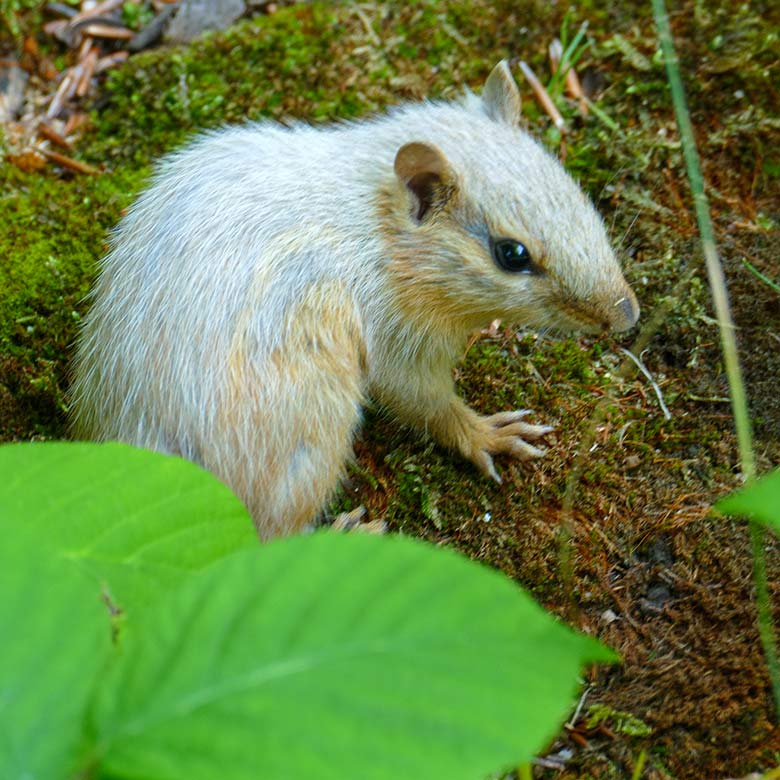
xmin=2 ymin=1 xmax=780 ymax=778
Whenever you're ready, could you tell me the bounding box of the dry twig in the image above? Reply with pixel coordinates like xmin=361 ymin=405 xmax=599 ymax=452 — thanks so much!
xmin=517 ymin=60 xmax=566 ymax=132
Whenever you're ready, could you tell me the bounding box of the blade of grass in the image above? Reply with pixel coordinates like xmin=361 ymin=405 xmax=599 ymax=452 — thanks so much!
xmin=548 ymin=21 xmax=589 ymax=98
xmin=582 ymin=96 xmax=619 ymax=132
xmin=560 ymin=9 xmax=570 ymax=48
xmin=651 ymin=0 xmax=779 ymax=718
xmin=630 ymin=749 xmax=647 ymax=780
xmin=743 ymin=258 xmax=780 ymax=294
xmin=561 ymin=24 xmax=589 ymax=71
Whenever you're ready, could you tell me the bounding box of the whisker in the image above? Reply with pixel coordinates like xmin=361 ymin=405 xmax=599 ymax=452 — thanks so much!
xmin=597 ymin=164 xmax=629 ymax=203
xmin=615 ymin=208 xmax=643 ymax=253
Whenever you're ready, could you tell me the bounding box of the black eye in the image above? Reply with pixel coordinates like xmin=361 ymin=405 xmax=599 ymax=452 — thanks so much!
xmin=492 ymin=239 xmax=534 ymax=273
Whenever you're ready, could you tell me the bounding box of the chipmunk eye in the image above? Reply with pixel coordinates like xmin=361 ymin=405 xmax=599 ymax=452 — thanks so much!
xmin=492 ymin=239 xmax=534 ymax=273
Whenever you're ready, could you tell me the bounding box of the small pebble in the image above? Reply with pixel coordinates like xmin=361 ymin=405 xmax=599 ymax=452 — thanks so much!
xmin=601 ymin=609 xmax=618 ymax=624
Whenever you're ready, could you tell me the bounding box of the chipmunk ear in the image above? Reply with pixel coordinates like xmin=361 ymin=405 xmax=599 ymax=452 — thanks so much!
xmin=394 ymin=142 xmax=455 ymax=222
xmin=482 ymin=60 xmax=522 ymax=125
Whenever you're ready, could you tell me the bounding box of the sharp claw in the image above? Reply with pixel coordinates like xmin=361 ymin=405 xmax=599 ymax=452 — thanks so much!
xmin=331 ymin=508 xmax=385 ymax=534
xmin=331 ymin=506 xmax=367 ymax=531
xmin=489 ymin=409 xmax=533 ymax=427
xmin=352 ymin=519 xmax=387 ymax=535
xmin=510 ymin=441 xmax=546 ymax=459
xmin=486 ymin=457 xmax=502 ymax=484
xmin=476 ymin=450 xmax=502 ymax=484
xmin=496 ymin=421 xmax=554 ymax=441
xmin=466 ymin=409 xmax=553 ymax=479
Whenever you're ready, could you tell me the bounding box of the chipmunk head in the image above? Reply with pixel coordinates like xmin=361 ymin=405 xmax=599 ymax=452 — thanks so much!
xmin=391 ymin=60 xmax=639 ymax=335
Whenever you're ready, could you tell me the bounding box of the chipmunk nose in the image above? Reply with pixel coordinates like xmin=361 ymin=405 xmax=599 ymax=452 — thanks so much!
xmin=610 ymin=289 xmax=640 ymax=332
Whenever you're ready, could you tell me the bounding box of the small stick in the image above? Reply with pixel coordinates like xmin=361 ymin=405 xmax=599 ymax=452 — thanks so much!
xmin=534 ymin=757 xmax=567 ymax=770
xmin=518 ymin=60 xmax=566 ymax=132
xmin=94 ymin=50 xmax=129 ymax=73
xmin=619 ymin=347 xmax=672 ymax=420
xmin=76 ymin=36 xmax=92 ymax=59
xmin=79 ymin=23 xmax=134 ymax=39
xmin=76 ymin=47 xmax=99 ymax=95
xmin=46 ymin=67 xmax=78 ymax=117
xmin=67 ymin=62 xmax=84 ymax=96
xmin=37 ymin=122 xmax=73 ymax=149
xmin=566 ymin=685 xmax=591 ymax=728
xmin=565 ymin=64 xmax=584 ymax=101
xmin=565 ymin=65 xmax=588 ymax=115
xmin=39 ymin=147 xmax=98 ymax=174
xmin=63 ymin=111 xmax=88 ymax=135
xmin=548 ymin=38 xmax=562 ymax=73
xmin=45 ymin=2 xmax=79 ymax=18
xmin=43 ymin=18 xmax=69 ymax=37
xmin=69 ymin=0 xmax=124 ymax=24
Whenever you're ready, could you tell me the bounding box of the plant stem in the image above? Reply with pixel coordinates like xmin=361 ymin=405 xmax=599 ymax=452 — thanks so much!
xmin=651 ymin=0 xmax=780 ymax=717
xmin=630 ymin=749 xmax=647 ymax=780
xmin=742 ymin=258 xmax=780 ymax=294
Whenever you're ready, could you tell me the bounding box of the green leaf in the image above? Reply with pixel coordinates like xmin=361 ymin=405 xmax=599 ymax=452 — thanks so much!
xmin=716 ymin=469 xmax=780 ymax=530
xmin=92 ymin=533 xmax=614 ymax=780
xmin=0 ymin=442 xmax=257 ymax=616
xmin=0 ymin=523 xmax=111 ymax=780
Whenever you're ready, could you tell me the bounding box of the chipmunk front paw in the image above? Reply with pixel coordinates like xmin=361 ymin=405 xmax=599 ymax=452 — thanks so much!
xmin=469 ymin=410 xmax=553 ymax=484
xmin=330 ymin=506 xmax=387 ymax=534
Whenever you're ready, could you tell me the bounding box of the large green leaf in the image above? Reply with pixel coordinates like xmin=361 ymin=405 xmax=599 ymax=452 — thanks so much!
xmin=0 ymin=523 xmax=111 ymax=780
xmin=716 ymin=469 xmax=780 ymax=531
xmin=91 ymin=532 xmax=614 ymax=780
xmin=0 ymin=442 xmax=257 ymax=616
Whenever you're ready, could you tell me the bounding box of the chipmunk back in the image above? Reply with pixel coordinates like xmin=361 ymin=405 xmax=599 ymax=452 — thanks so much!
xmin=70 ymin=61 xmax=638 ymax=539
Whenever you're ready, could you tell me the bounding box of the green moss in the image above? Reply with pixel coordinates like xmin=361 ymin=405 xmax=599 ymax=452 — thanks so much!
xmin=0 ymin=166 xmax=148 ymax=438
xmin=585 ymin=703 xmax=653 ymax=738
xmin=381 ymin=439 xmax=474 ymax=533
xmin=0 ymin=0 xmax=42 ymax=41
xmin=80 ymin=0 xmax=562 ymax=169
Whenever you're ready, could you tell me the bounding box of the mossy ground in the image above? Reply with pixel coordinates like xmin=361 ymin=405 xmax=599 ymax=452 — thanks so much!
xmin=2 ymin=1 xmax=780 ymax=777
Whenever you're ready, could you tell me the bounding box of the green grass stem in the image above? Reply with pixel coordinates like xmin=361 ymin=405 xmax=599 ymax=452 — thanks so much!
xmin=582 ymin=96 xmax=620 ymax=132
xmin=743 ymin=258 xmax=780 ymax=294
xmin=630 ymin=749 xmax=647 ymax=780
xmin=547 ymin=21 xmax=589 ymax=98
xmin=651 ymin=0 xmax=779 ymax=718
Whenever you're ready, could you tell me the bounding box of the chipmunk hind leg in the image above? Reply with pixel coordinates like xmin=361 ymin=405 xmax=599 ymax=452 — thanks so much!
xmin=214 ymin=281 xmax=367 ymax=540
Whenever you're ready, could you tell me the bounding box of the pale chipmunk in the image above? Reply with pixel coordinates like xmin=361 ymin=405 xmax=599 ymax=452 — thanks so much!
xmin=70 ymin=61 xmax=639 ymax=539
